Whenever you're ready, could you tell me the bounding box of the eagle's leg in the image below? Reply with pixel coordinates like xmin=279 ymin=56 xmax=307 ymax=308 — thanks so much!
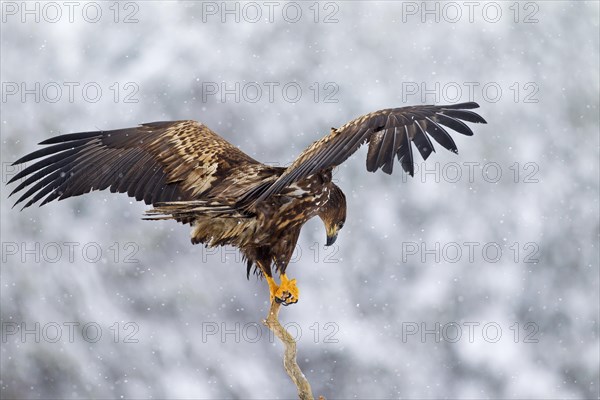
xmin=274 ymin=274 xmax=299 ymax=306
xmin=265 ymin=275 xmax=279 ymax=304
xmin=256 ymin=260 xmax=280 ymax=304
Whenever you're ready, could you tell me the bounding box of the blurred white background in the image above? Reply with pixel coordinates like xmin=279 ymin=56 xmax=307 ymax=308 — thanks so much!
xmin=1 ymin=1 xmax=598 ymax=399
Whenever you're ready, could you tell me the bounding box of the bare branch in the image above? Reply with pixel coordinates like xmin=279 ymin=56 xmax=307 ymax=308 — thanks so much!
xmin=264 ymin=301 xmax=316 ymax=400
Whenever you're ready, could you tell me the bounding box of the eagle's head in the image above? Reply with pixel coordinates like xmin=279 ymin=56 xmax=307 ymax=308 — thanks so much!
xmin=318 ymin=184 xmax=346 ymax=246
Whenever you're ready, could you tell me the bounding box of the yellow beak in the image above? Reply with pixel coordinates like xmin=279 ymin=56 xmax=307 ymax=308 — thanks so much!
xmin=326 ymin=226 xmax=338 ymax=246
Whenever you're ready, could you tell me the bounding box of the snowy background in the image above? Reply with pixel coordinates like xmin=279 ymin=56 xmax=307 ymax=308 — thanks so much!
xmin=1 ymin=1 xmax=598 ymax=399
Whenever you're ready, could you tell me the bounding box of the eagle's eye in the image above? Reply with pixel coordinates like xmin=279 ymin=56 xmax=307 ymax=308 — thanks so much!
xmin=338 ymin=222 xmax=345 ymax=230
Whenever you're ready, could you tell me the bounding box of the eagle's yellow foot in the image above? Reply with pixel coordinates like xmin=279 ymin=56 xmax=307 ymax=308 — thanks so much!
xmin=274 ymin=274 xmax=299 ymax=306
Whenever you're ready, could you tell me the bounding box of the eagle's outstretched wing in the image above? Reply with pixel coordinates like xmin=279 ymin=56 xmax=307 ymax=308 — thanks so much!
xmin=8 ymin=120 xmax=260 ymax=210
xmin=252 ymin=102 xmax=486 ymax=202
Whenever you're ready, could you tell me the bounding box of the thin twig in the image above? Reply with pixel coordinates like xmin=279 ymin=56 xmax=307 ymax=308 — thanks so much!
xmin=264 ymin=301 xmax=315 ymax=400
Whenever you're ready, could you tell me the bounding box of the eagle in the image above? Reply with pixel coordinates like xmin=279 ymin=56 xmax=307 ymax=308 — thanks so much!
xmin=8 ymin=102 xmax=486 ymax=305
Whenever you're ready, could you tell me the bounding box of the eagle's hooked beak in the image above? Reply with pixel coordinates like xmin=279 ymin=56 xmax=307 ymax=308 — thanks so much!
xmin=326 ymin=232 xmax=338 ymax=246
xmin=326 ymin=227 xmax=338 ymax=246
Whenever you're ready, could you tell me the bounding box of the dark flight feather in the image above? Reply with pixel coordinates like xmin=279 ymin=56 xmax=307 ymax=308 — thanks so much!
xmin=251 ymin=102 xmax=486 ymax=202
xmin=9 ymin=120 xmax=261 ymax=210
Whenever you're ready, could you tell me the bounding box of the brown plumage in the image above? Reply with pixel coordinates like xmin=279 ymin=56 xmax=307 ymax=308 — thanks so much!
xmin=8 ymin=102 xmax=486 ymax=305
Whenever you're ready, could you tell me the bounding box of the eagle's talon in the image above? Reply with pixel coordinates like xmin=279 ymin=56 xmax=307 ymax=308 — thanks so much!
xmin=273 ymin=275 xmax=299 ymax=306
xmin=265 ymin=274 xmax=299 ymax=305
xmin=275 ymin=293 xmax=295 ymax=306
